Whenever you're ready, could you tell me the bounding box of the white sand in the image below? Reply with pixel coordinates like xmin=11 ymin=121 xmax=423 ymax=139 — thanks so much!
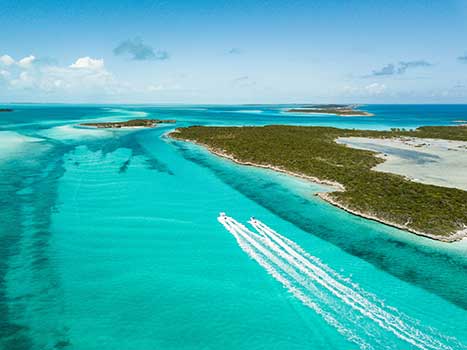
xmin=0 ymin=131 xmax=44 ymax=159
xmin=38 ymin=125 xmax=112 ymax=141
xmin=337 ymin=136 xmax=467 ymax=191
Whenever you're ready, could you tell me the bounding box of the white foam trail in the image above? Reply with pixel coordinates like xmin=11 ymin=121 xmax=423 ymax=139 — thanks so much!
xmin=218 ymin=216 xmax=371 ymax=349
xmin=250 ymin=219 xmax=450 ymax=350
xmin=218 ymin=214 xmax=461 ymax=350
xmin=250 ymin=220 xmax=408 ymax=316
xmin=232 ymin=220 xmax=390 ymax=348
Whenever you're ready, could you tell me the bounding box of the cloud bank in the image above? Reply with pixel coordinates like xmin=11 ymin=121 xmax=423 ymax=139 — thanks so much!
xmin=228 ymin=48 xmax=242 ymax=55
xmin=369 ymin=60 xmax=433 ymax=77
xmin=69 ymin=56 xmax=105 ymax=70
xmin=0 ymin=54 xmax=115 ymax=94
xmin=113 ymin=38 xmax=169 ymax=61
xmin=0 ymin=54 xmax=15 ymax=66
xmin=343 ymin=83 xmax=387 ymax=96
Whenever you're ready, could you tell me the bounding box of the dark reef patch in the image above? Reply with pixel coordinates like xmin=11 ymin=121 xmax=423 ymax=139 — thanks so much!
xmin=119 ymin=158 xmax=131 ymax=173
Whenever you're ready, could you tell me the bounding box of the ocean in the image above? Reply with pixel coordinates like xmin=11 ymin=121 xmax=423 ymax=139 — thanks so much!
xmin=0 ymin=104 xmax=466 ymax=349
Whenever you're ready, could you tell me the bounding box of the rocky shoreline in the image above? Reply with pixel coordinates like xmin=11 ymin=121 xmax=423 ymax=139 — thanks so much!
xmin=316 ymin=193 xmax=466 ymax=243
xmin=170 ymin=131 xmax=466 ymax=243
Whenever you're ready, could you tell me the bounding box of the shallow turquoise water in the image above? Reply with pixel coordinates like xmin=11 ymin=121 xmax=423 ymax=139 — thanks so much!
xmin=1 ymin=105 xmax=467 ymax=349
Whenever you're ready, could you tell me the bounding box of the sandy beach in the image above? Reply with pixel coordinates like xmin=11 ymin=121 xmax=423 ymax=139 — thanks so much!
xmin=337 ymin=136 xmax=467 ymax=191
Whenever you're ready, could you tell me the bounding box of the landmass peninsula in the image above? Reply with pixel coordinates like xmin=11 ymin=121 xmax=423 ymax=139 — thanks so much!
xmin=170 ymin=125 xmax=467 ymax=242
xmin=0 ymin=108 xmax=14 ymax=112
xmin=286 ymin=104 xmax=373 ymax=116
xmin=81 ymin=119 xmax=176 ymax=128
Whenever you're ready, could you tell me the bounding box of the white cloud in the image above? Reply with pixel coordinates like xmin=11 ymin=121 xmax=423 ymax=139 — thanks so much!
xmin=342 ymin=83 xmax=387 ymax=97
xmin=365 ymin=83 xmax=386 ymax=95
xmin=0 ymin=53 xmax=117 ymax=96
xmin=69 ymin=56 xmax=104 ymax=70
xmin=53 ymin=79 xmax=64 ymax=88
xmin=146 ymin=83 xmax=181 ymax=92
xmin=10 ymin=71 xmax=36 ymax=89
xmin=0 ymin=53 xmax=189 ymax=101
xmin=0 ymin=54 xmax=39 ymax=69
xmin=0 ymin=54 xmax=15 ymax=66
xmin=38 ymin=62 xmax=114 ymax=92
xmin=17 ymin=55 xmax=36 ymax=68
xmin=0 ymin=70 xmax=10 ymax=78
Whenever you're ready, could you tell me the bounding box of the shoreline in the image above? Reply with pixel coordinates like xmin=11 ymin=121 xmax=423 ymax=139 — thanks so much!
xmin=80 ymin=119 xmax=176 ymax=129
xmin=170 ymin=132 xmax=466 ymax=243
xmin=285 ymin=109 xmax=374 ymax=117
xmin=286 ymin=111 xmax=374 ymax=117
xmin=316 ymin=193 xmax=466 ymax=243
xmin=79 ymin=124 xmax=152 ymax=130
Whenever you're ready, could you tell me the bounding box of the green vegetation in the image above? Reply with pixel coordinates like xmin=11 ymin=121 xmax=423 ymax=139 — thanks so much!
xmin=0 ymin=108 xmax=13 ymax=112
xmin=171 ymin=125 xmax=467 ymax=239
xmin=287 ymin=104 xmax=373 ymax=116
xmin=392 ymin=125 xmax=467 ymax=141
xmin=81 ymin=119 xmax=176 ymax=128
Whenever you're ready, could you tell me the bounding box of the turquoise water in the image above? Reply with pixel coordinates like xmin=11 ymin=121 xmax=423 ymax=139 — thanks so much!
xmin=1 ymin=105 xmax=467 ymax=349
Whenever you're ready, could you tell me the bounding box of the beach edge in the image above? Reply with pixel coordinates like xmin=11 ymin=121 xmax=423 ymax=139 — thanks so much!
xmin=169 ymin=132 xmax=466 ymax=243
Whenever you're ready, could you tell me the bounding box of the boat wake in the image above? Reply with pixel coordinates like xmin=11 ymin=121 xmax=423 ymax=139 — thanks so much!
xmin=218 ymin=213 xmax=464 ymax=350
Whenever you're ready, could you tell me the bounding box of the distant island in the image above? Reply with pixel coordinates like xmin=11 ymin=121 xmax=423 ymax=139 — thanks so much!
xmin=81 ymin=119 xmax=176 ymax=128
xmin=170 ymin=125 xmax=467 ymax=242
xmin=287 ymin=104 xmax=373 ymax=116
xmin=0 ymin=108 xmax=14 ymax=112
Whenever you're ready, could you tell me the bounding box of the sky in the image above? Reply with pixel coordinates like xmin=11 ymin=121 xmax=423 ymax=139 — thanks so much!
xmin=1 ymin=0 xmax=467 ymax=104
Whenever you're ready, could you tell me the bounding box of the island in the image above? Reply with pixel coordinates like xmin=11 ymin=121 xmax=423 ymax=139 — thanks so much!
xmin=81 ymin=119 xmax=176 ymax=128
xmin=0 ymin=108 xmax=14 ymax=112
xmin=287 ymin=104 xmax=373 ymax=116
xmin=170 ymin=125 xmax=467 ymax=242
